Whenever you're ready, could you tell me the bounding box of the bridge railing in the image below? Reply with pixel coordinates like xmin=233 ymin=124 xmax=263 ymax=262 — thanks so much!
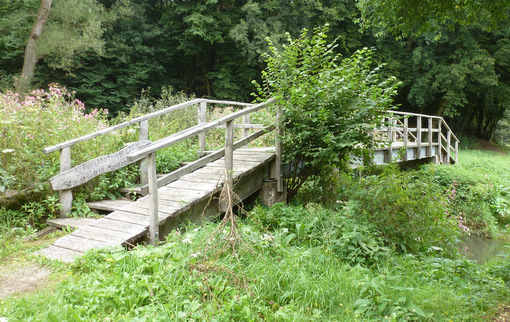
xmin=381 ymin=111 xmax=459 ymax=164
xmin=43 ymin=98 xmax=279 ymax=219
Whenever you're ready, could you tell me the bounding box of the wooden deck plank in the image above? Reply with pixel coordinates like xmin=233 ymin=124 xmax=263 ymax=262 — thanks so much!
xmin=165 ymin=180 xmax=220 ymax=191
xmin=87 ymin=199 xmax=134 ymax=212
xmin=38 ymin=245 xmax=83 ymax=262
xmin=53 ymin=234 xmax=118 ymax=252
xmin=104 ymin=211 xmax=151 ymax=226
xmin=46 ymin=217 xmax=99 ymax=230
xmin=72 ymin=225 xmax=134 ymax=244
xmin=89 ymin=217 xmax=146 ymax=235
xmin=41 ymin=149 xmax=276 ymax=262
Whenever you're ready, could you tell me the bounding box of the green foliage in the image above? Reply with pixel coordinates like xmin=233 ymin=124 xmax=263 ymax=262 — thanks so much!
xmin=1 ymin=213 xmax=509 ymax=320
xmin=255 ymin=26 xmax=400 ymax=199
xmin=250 ymin=203 xmax=391 ymax=267
xmin=0 ymin=86 xmax=111 ymax=192
xmin=37 ymin=0 xmax=113 ymax=71
xmin=357 ymin=0 xmax=510 ymax=38
xmin=338 ymin=165 xmax=462 ymax=255
xmin=353 ymin=275 xmax=430 ymax=320
xmin=419 ymin=150 xmax=510 ymax=238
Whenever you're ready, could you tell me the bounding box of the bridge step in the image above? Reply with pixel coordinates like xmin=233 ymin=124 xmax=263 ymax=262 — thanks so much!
xmin=87 ymin=199 xmax=135 ymax=213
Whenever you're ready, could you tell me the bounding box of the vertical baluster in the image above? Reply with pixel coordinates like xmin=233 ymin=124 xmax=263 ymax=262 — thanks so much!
xmin=225 ymin=120 xmax=234 ymax=187
xmin=147 ymin=152 xmax=159 ymax=246
xmin=198 ymin=101 xmax=207 ymax=154
xmin=139 ymin=120 xmax=149 ymax=189
xmin=437 ymin=120 xmax=442 ymax=163
xmin=447 ymin=131 xmax=452 ymax=164
xmin=59 ymin=147 xmax=72 ymax=218
xmin=427 ymin=117 xmax=433 ymax=157
xmin=403 ymin=117 xmax=408 ymax=162
xmin=416 ymin=116 xmax=422 ymax=159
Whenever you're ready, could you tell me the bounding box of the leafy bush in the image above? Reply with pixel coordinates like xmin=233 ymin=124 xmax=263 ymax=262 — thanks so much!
xmin=255 ymin=25 xmax=400 ymax=199
xmin=338 ymin=166 xmax=462 ymax=255
xmin=249 ymin=203 xmax=391 ymax=266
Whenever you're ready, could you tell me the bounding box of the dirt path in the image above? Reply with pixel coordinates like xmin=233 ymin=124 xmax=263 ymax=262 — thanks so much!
xmin=0 ymin=263 xmax=52 ymax=299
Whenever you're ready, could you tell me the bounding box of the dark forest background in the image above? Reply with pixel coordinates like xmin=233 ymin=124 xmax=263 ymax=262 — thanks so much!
xmin=1 ymin=0 xmax=509 ymax=141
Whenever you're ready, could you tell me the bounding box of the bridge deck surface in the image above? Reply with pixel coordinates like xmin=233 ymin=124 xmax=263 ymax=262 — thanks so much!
xmin=39 ymin=148 xmax=275 ymax=262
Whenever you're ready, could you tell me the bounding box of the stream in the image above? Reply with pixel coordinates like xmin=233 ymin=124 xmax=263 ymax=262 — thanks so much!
xmin=460 ymin=236 xmax=510 ymax=264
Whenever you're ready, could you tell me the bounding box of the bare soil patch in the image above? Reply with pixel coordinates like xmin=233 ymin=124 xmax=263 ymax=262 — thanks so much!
xmin=0 ymin=263 xmax=52 ymax=299
xmin=476 ymin=139 xmax=509 ymax=155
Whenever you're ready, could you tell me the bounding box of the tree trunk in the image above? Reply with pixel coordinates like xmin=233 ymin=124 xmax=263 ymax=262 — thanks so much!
xmin=16 ymin=0 xmax=53 ymax=95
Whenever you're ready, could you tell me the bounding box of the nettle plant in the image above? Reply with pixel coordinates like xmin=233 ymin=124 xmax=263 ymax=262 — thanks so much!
xmin=255 ymin=26 xmax=400 ymax=199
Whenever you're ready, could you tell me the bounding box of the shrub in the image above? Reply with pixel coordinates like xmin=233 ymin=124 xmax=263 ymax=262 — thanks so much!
xmin=338 ymin=166 xmax=462 ymax=255
xmin=249 ymin=203 xmax=391 ymax=266
xmin=254 ymin=25 xmax=400 ymax=200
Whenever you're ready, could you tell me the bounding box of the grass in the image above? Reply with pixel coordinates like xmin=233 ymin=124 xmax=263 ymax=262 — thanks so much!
xmin=0 ymin=148 xmax=509 ymax=320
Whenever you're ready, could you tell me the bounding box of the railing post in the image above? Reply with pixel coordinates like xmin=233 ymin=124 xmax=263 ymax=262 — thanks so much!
xmin=403 ymin=117 xmax=408 ymax=161
xmin=427 ymin=117 xmax=433 ymax=157
xmin=139 ymin=120 xmax=149 ymax=188
xmin=242 ymin=114 xmax=250 ymax=139
xmin=219 ymin=120 xmax=235 ymax=212
xmin=59 ymin=147 xmax=72 ymax=218
xmin=416 ymin=116 xmax=422 ymax=159
xmin=438 ymin=120 xmax=442 ymax=162
xmin=447 ymin=131 xmax=452 ymax=164
xmin=385 ymin=117 xmax=395 ymax=163
xmin=224 ymin=120 xmax=234 ymax=189
xmin=198 ymin=101 xmax=207 ymax=154
xmin=276 ymin=107 xmax=283 ymax=192
xmin=147 ymin=152 xmax=159 ymax=246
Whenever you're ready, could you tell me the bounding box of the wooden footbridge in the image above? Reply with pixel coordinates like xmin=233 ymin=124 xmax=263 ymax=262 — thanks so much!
xmin=39 ymin=98 xmax=459 ymax=262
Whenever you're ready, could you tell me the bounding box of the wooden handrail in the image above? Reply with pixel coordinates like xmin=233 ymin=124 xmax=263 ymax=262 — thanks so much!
xmin=126 ymin=98 xmax=276 ymax=162
xmin=43 ymin=99 xmax=207 ymax=153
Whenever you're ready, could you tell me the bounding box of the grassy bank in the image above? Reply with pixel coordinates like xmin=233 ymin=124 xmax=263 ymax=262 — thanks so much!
xmin=1 ymin=148 xmax=509 ymax=320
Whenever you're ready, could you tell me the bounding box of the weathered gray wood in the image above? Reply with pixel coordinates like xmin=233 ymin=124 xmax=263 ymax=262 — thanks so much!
xmin=43 ymin=99 xmax=206 ymax=153
xmin=416 ymin=116 xmax=422 ymax=159
xmin=220 ymin=120 xmax=235 ymax=212
xmin=47 ymin=217 xmax=99 ymax=229
xmin=53 ymin=234 xmax=118 ymax=252
xmin=105 ymin=211 xmax=151 ymax=226
xmin=455 ymin=140 xmax=458 ymax=163
xmin=50 ymin=141 xmax=151 ymax=191
xmin=87 ymin=199 xmax=134 ymax=212
xmin=437 ymin=120 xmax=442 ymax=162
xmin=242 ymin=114 xmax=250 ymax=139
xmin=206 ymin=99 xmax=253 ymax=106
xmin=139 ymin=120 xmax=149 ymax=188
xmin=165 ymin=180 xmax=219 ymax=191
xmin=403 ymin=118 xmax=408 ymax=161
xmin=147 ymin=153 xmax=159 ymax=246
xmin=198 ymin=101 xmax=207 ymax=153
xmin=41 ymin=149 xmax=280 ymax=262
xmin=126 ymin=98 xmax=276 ymax=162
xmin=427 ymin=117 xmax=433 ymax=157
xmin=38 ymin=245 xmax=82 ymax=262
xmin=59 ymin=147 xmax=72 ymax=218
xmin=72 ymin=225 xmax=134 ymax=244
xmin=90 ymin=217 xmax=146 ymax=235
xmin=447 ymin=131 xmax=451 ymax=164
xmin=136 ymin=124 xmax=275 ymax=194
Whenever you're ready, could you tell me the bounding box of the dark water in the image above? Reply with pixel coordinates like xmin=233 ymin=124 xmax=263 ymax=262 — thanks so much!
xmin=460 ymin=236 xmax=510 ymax=263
